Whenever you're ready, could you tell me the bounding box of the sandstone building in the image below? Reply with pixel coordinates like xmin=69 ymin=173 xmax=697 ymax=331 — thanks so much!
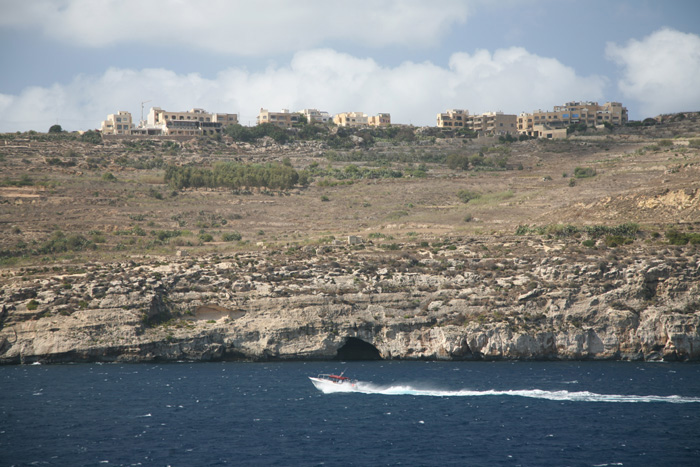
xmin=466 ymin=112 xmax=517 ymax=135
xmin=333 ymin=112 xmax=391 ymax=127
xmin=368 ymin=113 xmax=391 ymax=127
xmin=437 ymin=109 xmax=517 ymax=135
xmin=101 ymin=111 xmax=134 ymax=135
xmin=437 ymin=109 xmax=467 ymax=128
xmin=257 ymin=109 xmax=300 ymax=128
xmin=518 ymin=101 xmax=627 ymax=137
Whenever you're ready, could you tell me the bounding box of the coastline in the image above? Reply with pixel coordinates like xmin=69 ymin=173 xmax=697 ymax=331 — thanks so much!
xmin=2 ymin=239 xmax=698 ymax=364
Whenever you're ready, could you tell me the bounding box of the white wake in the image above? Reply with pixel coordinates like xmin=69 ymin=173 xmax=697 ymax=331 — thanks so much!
xmin=314 ymin=381 xmax=700 ymax=403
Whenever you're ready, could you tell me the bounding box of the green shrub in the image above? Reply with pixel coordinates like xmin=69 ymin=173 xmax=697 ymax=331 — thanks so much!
xmin=582 ymin=239 xmax=596 ymax=248
xmin=546 ymin=224 xmax=579 ymax=237
xmin=605 ymin=235 xmax=633 ymax=247
xmin=165 ymin=161 xmax=299 ymax=191
xmin=2 ymin=174 xmax=34 ymax=187
xmin=26 ymin=299 xmax=39 ymax=310
xmin=38 ymin=231 xmax=95 ymax=254
xmin=222 ymin=232 xmax=242 ymax=242
xmin=515 ymin=225 xmax=532 ymax=235
xmin=574 ymin=167 xmax=596 ymax=178
xmin=102 ymin=172 xmax=117 ymax=182
xmin=152 ymin=230 xmax=182 ymax=242
xmin=665 ymin=229 xmax=700 ymax=245
xmin=80 ymin=130 xmax=102 ymax=144
xmin=199 ymin=233 xmax=214 ymax=242
xmin=457 ymin=189 xmax=481 ymax=203
xmin=148 ymin=187 xmax=163 ymax=200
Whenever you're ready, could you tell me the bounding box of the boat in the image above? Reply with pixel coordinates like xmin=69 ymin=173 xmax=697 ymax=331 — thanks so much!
xmin=309 ymin=372 xmax=358 ymax=392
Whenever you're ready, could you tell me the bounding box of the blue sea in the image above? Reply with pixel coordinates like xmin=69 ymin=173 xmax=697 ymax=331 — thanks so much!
xmin=2 ymin=361 xmax=700 ymax=466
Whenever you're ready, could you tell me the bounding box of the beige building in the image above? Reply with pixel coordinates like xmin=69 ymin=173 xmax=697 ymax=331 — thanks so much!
xmin=333 ymin=112 xmax=369 ymax=127
xmin=531 ymin=125 xmax=568 ymax=139
xmin=437 ymin=109 xmax=468 ymax=128
xmin=466 ymin=112 xmax=517 ymax=135
xmin=437 ymin=109 xmax=516 ymax=135
xmin=518 ymin=101 xmax=627 ymax=136
xmin=212 ymin=113 xmax=238 ymax=126
xmin=257 ymin=109 xmax=301 ymax=128
xmin=101 ymin=111 xmax=134 ymax=135
xmin=368 ymin=113 xmax=391 ymax=127
xmin=333 ymin=112 xmax=390 ymax=127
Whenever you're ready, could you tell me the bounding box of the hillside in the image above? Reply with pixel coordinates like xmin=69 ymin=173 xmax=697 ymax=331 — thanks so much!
xmin=1 ymin=116 xmax=699 ymax=363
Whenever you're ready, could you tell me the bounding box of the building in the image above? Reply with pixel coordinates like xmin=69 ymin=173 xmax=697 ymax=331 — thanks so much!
xmin=333 ymin=112 xmax=390 ymax=127
xmin=298 ymin=108 xmax=332 ymax=124
xmin=437 ymin=109 xmax=468 ymax=128
xmin=146 ymin=107 xmax=238 ymax=136
xmin=212 ymin=113 xmax=238 ymax=126
xmin=437 ymin=109 xmax=516 ymax=135
xmin=257 ymin=109 xmax=300 ymax=128
xmin=530 ymin=125 xmax=568 ymax=139
xmin=368 ymin=113 xmax=391 ymax=127
xmin=333 ymin=112 xmax=369 ymax=127
xmin=518 ymin=101 xmax=627 ymax=137
xmin=466 ymin=112 xmax=517 ymax=135
xmin=101 ymin=111 xmax=134 ymax=135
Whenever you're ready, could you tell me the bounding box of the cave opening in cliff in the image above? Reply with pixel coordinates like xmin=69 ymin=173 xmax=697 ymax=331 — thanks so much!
xmin=335 ymin=337 xmax=382 ymax=360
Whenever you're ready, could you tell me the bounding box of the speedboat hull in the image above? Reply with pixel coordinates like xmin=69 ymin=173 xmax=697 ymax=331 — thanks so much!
xmin=309 ymin=376 xmax=359 ymax=393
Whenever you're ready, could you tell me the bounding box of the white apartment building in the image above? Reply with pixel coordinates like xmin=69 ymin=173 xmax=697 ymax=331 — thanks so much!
xmin=298 ymin=108 xmax=331 ymax=124
xmin=147 ymin=107 xmax=238 ymax=135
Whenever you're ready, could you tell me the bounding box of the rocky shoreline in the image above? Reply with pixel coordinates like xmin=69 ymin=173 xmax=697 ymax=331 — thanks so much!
xmin=1 ymin=236 xmax=698 ymax=364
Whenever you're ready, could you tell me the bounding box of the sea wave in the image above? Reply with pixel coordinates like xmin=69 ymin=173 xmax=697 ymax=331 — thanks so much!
xmin=316 ymin=381 xmax=700 ymax=403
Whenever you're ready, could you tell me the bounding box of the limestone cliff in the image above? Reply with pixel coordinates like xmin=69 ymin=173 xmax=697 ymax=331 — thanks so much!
xmin=1 ymin=238 xmax=698 ymax=364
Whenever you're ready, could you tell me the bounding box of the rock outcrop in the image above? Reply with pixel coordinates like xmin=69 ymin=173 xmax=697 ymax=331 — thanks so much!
xmin=1 ymin=239 xmax=698 ymax=364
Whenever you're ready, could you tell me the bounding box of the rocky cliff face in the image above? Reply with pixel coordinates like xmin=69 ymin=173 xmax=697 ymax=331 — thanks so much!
xmin=1 ymin=238 xmax=699 ymax=364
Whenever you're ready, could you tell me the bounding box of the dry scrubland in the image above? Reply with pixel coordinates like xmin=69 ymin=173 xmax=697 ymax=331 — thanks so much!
xmin=1 ymin=115 xmax=699 ymax=363
xmin=1 ymin=118 xmax=699 ymax=260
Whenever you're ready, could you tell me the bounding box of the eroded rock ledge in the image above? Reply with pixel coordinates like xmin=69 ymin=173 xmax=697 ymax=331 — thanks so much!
xmin=1 ymin=237 xmax=698 ymax=364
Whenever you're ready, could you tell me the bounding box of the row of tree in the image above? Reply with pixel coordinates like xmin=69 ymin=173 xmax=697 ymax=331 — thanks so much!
xmin=164 ymin=161 xmax=301 ymax=191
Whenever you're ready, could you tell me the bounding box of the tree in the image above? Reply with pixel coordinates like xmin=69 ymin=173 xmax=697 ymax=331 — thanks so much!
xmin=294 ymin=113 xmax=308 ymax=126
xmin=80 ymin=130 xmax=102 ymax=144
xmin=49 ymin=124 xmax=63 ymax=133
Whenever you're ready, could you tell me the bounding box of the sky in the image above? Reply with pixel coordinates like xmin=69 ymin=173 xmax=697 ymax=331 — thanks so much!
xmin=0 ymin=0 xmax=699 ymax=132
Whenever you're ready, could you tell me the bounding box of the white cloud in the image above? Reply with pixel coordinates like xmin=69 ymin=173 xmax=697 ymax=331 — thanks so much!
xmin=0 ymin=48 xmax=607 ymax=132
xmin=0 ymin=0 xmax=470 ymax=55
xmin=606 ymin=28 xmax=700 ymax=117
